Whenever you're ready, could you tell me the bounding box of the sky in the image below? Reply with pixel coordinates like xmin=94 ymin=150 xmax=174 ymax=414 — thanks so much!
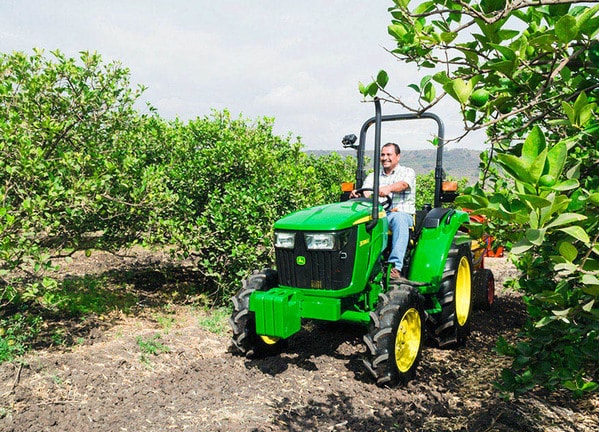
xmin=0 ymin=0 xmax=486 ymax=151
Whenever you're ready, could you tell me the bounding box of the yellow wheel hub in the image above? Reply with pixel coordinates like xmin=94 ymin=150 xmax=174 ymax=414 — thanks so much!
xmin=260 ymin=335 xmax=280 ymax=345
xmin=455 ymin=256 xmax=472 ymax=326
xmin=395 ymin=307 xmax=422 ymax=373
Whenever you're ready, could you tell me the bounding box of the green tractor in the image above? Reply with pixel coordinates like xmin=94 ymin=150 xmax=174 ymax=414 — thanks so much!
xmin=230 ymin=100 xmax=494 ymax=386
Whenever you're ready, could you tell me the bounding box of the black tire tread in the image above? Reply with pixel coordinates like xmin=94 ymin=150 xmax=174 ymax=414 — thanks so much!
xmin=430 ymin=242 xmax=473 ymax=348
xmin=363 ymin=286 xmax=424 ymax=387
xmin=229 ymin=269 xmax=285 ymax=358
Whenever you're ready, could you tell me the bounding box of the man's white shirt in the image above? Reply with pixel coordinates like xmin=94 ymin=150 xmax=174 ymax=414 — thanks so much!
xmin=363 ymin=165 xmax=416 ymax=214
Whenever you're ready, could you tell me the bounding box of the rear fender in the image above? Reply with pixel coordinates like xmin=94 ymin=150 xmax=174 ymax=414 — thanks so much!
xmin=408 ymin=208 xmax=470 ymax=291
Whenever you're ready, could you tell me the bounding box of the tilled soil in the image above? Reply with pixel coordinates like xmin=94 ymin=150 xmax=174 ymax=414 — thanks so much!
xmin=1 ymin=256 xmax=598 ymax=432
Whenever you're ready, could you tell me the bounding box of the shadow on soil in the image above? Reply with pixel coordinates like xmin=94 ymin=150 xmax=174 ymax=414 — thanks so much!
xmin=32 ymin=263 xmax=211 ymax=350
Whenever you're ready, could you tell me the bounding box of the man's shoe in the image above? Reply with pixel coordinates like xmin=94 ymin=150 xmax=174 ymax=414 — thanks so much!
xmin=389 ymin=267 xmax=409 ymax=283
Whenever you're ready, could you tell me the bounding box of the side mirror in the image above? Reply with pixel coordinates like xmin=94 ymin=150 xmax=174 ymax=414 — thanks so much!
xmin=342 ymin=134 xmax=358 ymax=149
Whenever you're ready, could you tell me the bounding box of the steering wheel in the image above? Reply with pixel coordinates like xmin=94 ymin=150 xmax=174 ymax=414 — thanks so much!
xmin=352 ymin=187 xmax=393 ymax=211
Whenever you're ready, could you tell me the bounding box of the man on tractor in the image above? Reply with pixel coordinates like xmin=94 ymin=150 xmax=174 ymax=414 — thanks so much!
xmin=350 ymin=142 xmax=416 ymax=281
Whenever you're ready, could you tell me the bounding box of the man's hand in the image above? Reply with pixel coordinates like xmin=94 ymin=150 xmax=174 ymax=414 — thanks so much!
xmin=379 ymin=185 xmax=392 ymax=197
xmin=349 ymin=189 xmax=372 ymax=198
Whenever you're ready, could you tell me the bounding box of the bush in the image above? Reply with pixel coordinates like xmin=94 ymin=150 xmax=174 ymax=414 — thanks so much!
xmin=156 ymin=111 xmax=355 ymax=299
xmin=0 ymin=49 xmax=356 ymax=316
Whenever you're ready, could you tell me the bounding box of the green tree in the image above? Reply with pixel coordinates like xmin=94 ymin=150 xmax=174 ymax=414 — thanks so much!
xmin=361 ymin=1 xmax=598 ymax=396
xmin=157 ymin=111 xmax=355 ymax=299
xmin=0 ymin=50 xmax=172 ymax=310
xmin=0 ymin=49 xmax=356 ymax=358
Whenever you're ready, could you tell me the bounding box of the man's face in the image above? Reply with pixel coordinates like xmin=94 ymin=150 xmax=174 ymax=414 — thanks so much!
xmin=380 ymin=145 xmax=400 ymax=172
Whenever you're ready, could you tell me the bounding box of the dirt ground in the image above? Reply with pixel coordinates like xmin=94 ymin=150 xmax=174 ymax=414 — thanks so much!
xmin=1 ymin=253 xmax=598 ymax=432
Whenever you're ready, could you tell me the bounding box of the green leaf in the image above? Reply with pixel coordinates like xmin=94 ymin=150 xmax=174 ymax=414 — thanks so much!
xmin=581 ymin=382 xmax=599 ymax=392
xmin=558 ymin=242 xmax=578 ymax=262
xmin=551 ymin=179 xmax=579 ymax=191
xmin=530 ymin=148 xmax=548 ymax=185
xmin=516 ymin=193 xmax=552 ymax=209
xmin=578 ymin=5 xmax=599 ymax=36
xmin=571 ymin=92 xmax=597 ymax=127
xmin=583 ymin=284 xmax=599 ymax=296
xmin=489 ymin=43 xmax=517 ymax=60
xmin=582 ymin=274 xmax=599 ymax=286
xmin=522 ymin=126 xmax=546 ymax=165
xmin=535 ymin=316 xmax=556 ymax=328
xmin=495 ymin=153 xmax=532 ymax=183
xmin=545 ymin=213 xmax=587 ymax=229
xmin=414 ymin=1 xmax=435 ymax=15
xmin=528 ymin=34 xmax=557 ymax=49
xmin=376 ymin=70 xmax=389 ymax=89
xmin=451 ymin=78 xmax=473 ymax=105
xmin=545 ymin=141 xmax=567 ymax=179
xmin=555 ymin=15 xmax=578 ymax=43
xmin=562 ymin=101 xmax=576 ymax=125
xmin=423 ymin=81 xmax=436 ymax=102
xmin=558 ymin=226 xmax=590 ymax=244
xmin=433 ymin=71 xmax=451 ymax=85
xmin=512 ymin=238 xmax=534 ymax=255
xmin=486 ymin=59 xmax=516 ymax=76
xmin=408 ymin=83 xmax=420 ymax=93
xmin=526 ymin=228 xmax=545 ymax=246
xmin=480 ymin=0 xmax=506 ymax=14
xmin=388 ymin=23 xmax=409 ymax=40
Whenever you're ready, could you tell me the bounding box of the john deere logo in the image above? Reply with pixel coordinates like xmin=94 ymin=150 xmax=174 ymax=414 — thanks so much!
xmin=296 ymin=256 xmax=306 ymax=266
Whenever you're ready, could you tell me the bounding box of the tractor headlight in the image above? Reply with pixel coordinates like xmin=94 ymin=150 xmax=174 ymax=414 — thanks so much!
xmin=274 ymin=232 xmax=296 ymax=249
xmin=305 ymin=233 xmax=337 ymax=250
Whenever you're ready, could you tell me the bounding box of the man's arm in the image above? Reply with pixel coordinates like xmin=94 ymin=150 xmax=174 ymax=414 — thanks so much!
xmin=378 ymin=181 xmax=410 ymax=197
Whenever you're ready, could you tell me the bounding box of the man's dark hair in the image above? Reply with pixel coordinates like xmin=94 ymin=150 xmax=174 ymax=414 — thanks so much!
xmin=383 ymin=142 xmax=401 ymax=155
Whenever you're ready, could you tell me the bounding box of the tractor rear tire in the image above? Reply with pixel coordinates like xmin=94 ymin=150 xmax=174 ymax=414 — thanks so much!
xmin=431 ymin=242 xmax=473 ymax=348
xmin=229 ymin=269 xmax=287 ymax=358
xmin=473 ymin=268 xmax=495 ymax=311
xmin=363 ymin=286 xmax=425 ymax=387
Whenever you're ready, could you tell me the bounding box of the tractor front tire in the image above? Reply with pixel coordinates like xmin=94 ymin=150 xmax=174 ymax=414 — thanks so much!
xmin=473 ymin=268 xmax=495 ymax=311
xmin=229 ymin=269 xmax=286 ymax=358
xmin=363 ymin=286 xmax=425 ymax=387
xmin=431 ymin=242 xmax=473 ymax=348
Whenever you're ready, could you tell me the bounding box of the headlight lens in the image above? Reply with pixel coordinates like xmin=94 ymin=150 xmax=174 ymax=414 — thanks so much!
xmin=305 ymin=233 xmax=336 ymax=250
xmin=274 ymin=232 xmax=295 ymax=249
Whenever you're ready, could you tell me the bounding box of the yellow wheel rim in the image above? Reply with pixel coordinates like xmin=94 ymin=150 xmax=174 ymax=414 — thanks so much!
xmin=455 ymin=256 xmax=472 ymax=326
xmin=260 ymin=335 xmax=280 ymax=345
xmin=395 ymin=307 xmax=422 ymax=373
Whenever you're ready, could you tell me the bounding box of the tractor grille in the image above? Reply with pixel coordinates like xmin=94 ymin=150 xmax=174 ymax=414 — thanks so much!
xmin=275 ymin=229 xmax=357 ymax=290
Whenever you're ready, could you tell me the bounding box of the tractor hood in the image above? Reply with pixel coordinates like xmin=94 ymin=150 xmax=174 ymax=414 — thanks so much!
xmin=274 ymin=200 xmax=383 ymax=231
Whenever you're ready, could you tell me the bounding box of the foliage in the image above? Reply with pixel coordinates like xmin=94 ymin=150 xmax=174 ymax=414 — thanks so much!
xmin=0 ymin=49 xmax=355 ymax=359
xmin=415 ymin=170 xmax=468 ymax=210
xmin=197 ymin=307 xmax=231 ymax=335
xmin=0 ymin=313 xmax=41 ymax=362
xmin=136 ymin=333 xmax=170 ymax=364
xmin=0 ymin=49 xmax=172 ymax=310
xmin=155 ymin=111 xmax=355 ymax=300
xmin=361 ymin=1 xmax=598 ymax=396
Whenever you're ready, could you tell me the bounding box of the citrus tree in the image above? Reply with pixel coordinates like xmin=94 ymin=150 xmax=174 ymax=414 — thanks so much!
xmin=157 ymin=111 xmax=355 ymax=299
xmin=0 ymin=49 xmax=356 ymax=322
xmin=0 ymin=50 xmax=173 ymax=310
xmin=360 ymin=1 xmax=598 ymax=396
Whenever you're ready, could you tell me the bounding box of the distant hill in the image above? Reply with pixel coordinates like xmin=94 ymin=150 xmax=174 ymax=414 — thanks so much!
xmin=307 ymin=148 xmax=482 ymax=184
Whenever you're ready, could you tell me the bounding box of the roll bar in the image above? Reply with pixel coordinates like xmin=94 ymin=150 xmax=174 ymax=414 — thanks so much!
xmin=355 ymin=103 xmax=446 ymax=231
